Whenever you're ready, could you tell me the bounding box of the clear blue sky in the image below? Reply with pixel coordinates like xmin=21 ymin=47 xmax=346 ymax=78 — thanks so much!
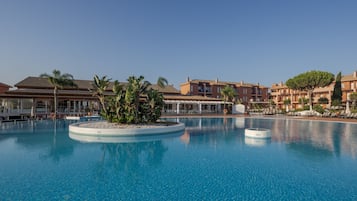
xmin=1 ymin=0 xmax=357 ymax=89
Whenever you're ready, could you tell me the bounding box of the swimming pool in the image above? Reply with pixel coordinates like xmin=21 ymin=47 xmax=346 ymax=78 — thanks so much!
xmin=1 ymin=117 xmax=357 ymax=200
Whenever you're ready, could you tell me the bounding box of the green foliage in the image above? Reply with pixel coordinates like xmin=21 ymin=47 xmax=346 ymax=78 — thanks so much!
xmin=221 ymin=85 xmax=235 ymax=102
xmin=269 ymin=99 xmax=275 ymax=106
xmin=251 ymin=103 xmax=263 ymax=110
xmin=93 ymin=75 xmax=166 ymax=124
xmin=221 ymin=85 xmax=236 ymax=112
xmin=313 ymin=104 xmax=325 ymax=114
xmin=286 ymin=70 xmax=334 ymax=90
xmin=331 ymin=99 xmax=341 ymax=107
xmin=286 ymin=70 xmax=334 ymax=111
xmin=303 ymin=105 xmax=310 ymax=110
xmin=283 ymin=99 xmax=291 ymax=105
xmin=318 ymin=97 xmax=329 ymax=104
xmin=350 ymin=92 xmax=357 ymax=101
xmin=40 ymin=69 xmax=77 ymax=89
xmin=298 ymin=98 xmax=308 ymax=104
xmin=91 ymin=75 xmax=111 ymax=115
xmin=331 ymin=72 xmax=342 ymax=106
xmin=144 ymin=89 xmax=164 ymax=123
xmin=350 ymin=92 xmax=357 ymax=110
xmin=157 ymin=77 xmax=168 ymax=88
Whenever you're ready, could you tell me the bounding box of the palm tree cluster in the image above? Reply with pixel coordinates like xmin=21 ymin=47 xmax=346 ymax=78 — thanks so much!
xmin=92 ymin=75 xmax=167 ymax=124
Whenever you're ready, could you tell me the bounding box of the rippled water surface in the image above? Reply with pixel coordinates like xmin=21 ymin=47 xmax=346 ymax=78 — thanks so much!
xmin=1 ymin=117 xmax=357 ymax=200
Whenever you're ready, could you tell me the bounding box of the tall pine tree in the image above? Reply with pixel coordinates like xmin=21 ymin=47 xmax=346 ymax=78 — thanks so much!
xmin=331 ymin=72 xmax=342 ymax=106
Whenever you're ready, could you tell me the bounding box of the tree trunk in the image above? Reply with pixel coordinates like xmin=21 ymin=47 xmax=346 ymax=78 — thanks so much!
xmin=53 ymin=87 xmax=57 ymax=119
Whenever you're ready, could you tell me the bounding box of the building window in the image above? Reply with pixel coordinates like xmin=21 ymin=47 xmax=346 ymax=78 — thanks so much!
xmin=198 ymin=86 xmax=203 ymax=92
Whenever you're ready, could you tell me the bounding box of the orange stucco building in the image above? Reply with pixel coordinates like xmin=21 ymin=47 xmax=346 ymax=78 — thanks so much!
xmin=180 ymin=77 xmax=270 ymax=108
xmin=271 ymin=71 xmax=357 ymax=110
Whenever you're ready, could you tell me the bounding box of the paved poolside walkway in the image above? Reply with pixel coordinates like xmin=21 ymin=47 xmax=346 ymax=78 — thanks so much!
xmin=162 ymin=113 xmax=357 ymax=124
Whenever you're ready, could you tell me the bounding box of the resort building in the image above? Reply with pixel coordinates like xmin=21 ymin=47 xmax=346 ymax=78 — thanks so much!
xmin=271 ymin=71 xmax=357 ymax=111
xmin=180 ymin=77 xmax=270 ymax=110
xmin=0 ymin=76 xmax=232 ymax=120
xmin=0 ymin=82 xmax=11 ymax=93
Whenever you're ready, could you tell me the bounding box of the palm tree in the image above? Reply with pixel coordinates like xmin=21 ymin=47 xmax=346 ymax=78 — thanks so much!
xmin=157 ymin=76 xmax=168 ymax=88
xmin=92 ymin=75 xmax=111 ymax=116
xmin=91 ymin=75 xmax=169 ymax=124
xmin=221 ymin=85 xmax=235 ymax=114
xmin=283 ymin=99 xmax=291 ymax=112
xmin=40 ymin=69 xmax=77 ymax=119
xmin=349 ymin=92 xmax=357 ymax=110
xmin=112 ymin=80 xmax=125 ymax=122
xmin=126 ymin=76 xmax=151 ymax=123
xmin=145 ymin=89 xmax=164 ymax=123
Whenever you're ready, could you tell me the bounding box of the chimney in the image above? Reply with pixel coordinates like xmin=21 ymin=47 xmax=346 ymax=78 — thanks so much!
xmin=215 ymin=78 xmax=218 ymax=83
xmin=354 ymin=71 xmax=357 ymax=78
xmin=187 ymin=76 xmax=190 ymax=82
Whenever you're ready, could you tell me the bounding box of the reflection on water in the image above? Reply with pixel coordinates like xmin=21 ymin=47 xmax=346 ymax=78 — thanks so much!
xmin=1 ymin=118 xmax=357 ymax=200
xmin=94 ymin=140 xmax=169 ymax=182
xmin=269 ymin=118 xmax=357 ymax=159
xmin=0 ymin=120 xmax=178 ymax=182
xmin=69 ymin=131 xmax=184 ymax=143
xmin=286 ymin=142 xmax=334 ymax=161
xmin=176 ymin=117 xmax=357 ymax=158
xmin=0 ymin=120 xmax=77 ymax=163
xmin=2 ymin=118 xmax=357 ymax=160
xmin=244 ymin=137 xmax=271 ymax=147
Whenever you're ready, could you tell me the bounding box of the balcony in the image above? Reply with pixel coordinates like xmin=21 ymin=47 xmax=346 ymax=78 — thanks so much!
xmin=198 ymin=89 xmax=212 ymax=95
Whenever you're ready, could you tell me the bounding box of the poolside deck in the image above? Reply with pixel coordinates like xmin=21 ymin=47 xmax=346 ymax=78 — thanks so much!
xmin=162 ymin=113 xmax=357 ymax=124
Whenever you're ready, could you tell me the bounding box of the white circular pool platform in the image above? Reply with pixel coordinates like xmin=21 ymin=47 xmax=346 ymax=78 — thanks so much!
xmin=69 ymin=130 xmax=184 ymax=143
xmin=244 ymin=128 xmax=272 ymax=138
xmin=69 ymin=121 xmax=185 ymax=143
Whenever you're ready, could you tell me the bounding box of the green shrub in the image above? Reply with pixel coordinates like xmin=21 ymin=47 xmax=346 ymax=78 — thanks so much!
xmin=313 ymin=104 xmax=324 ymax=114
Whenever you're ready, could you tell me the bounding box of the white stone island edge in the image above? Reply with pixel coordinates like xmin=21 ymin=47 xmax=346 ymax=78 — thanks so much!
xmin=69 ymin=121 xmax=185 ymax=136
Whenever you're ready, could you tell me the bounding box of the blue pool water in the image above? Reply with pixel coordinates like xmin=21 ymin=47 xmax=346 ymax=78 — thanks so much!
xmin=1 ymin=117 xmax=357 ymax=200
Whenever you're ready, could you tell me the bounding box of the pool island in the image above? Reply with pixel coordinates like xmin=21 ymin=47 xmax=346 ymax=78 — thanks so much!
xmin=69 ymin=121 xmax=185 ymax=136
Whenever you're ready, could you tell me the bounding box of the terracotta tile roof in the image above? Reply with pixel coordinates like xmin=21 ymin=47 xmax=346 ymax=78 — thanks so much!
xmin=15 ymin=76 xmax=98 ymax=90
xmin=14 ymin=76 xmax=180 ymax=94
xmin=2 ymin=88 xmax=97 ymax=99
xmin=271 ymin=84 xmax=287 ymax=89
xmin=181 ymin=78 xmax=268 ymax=88
xmin=0 ymin=82 xmax=12 ymax=88
xmin=150 ymin=84 xmax=180 ymax=95
xmin=164 ymin=95 xmax=222 ymax=101
xmin=341 ymin=73 xmax=357 ymax=81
